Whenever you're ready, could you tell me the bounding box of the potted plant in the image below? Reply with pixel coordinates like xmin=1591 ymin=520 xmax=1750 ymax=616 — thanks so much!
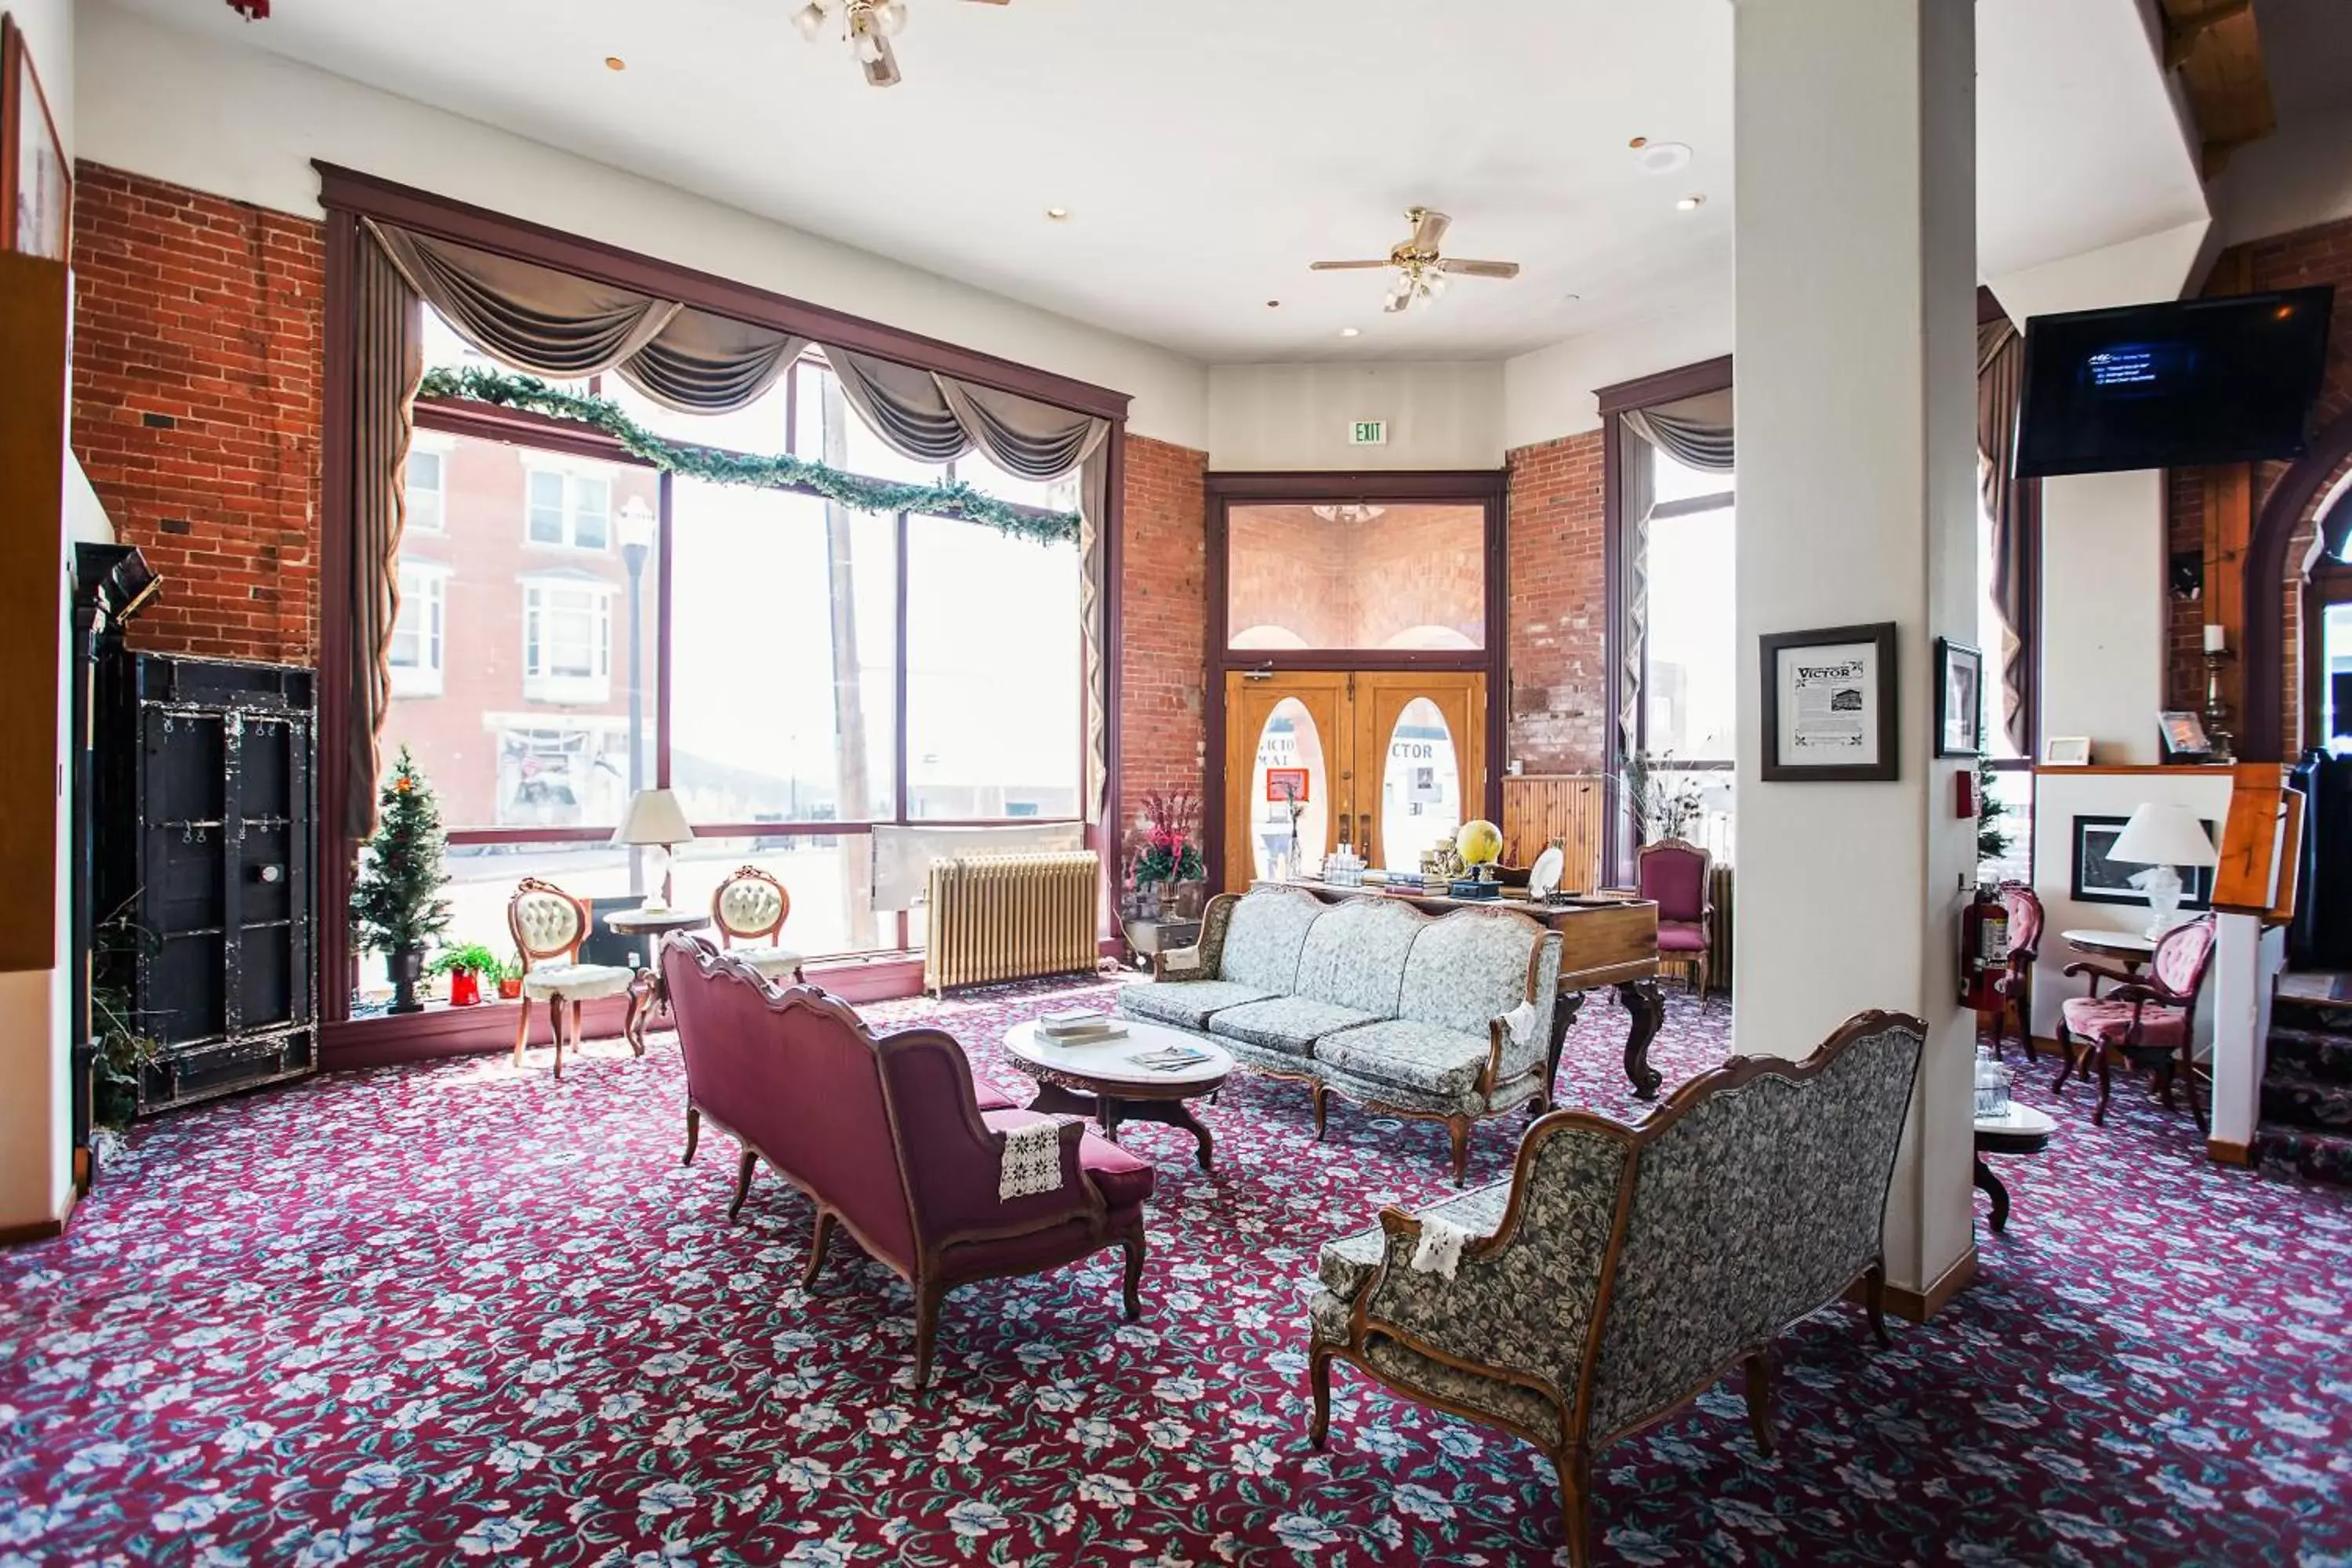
xmin=495 ymin=950 xmax=526 ymax=1002
xmin=351 ymin=746 xmax=453 ymax=1014
xmin=427 ymin=942 xmax=502 ymax=1007
xmin=1133 ymin=791 xmax=1207 ymax=917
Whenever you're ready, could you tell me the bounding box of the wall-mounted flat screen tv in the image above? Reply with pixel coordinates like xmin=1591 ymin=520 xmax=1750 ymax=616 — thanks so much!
xmin=2016 ymin=286 xmax=2334 ymax=477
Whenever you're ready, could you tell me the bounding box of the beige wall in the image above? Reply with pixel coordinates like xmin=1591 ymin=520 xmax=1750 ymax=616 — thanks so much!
xmin=1206 ymin=362 xmax=1504 ymax=470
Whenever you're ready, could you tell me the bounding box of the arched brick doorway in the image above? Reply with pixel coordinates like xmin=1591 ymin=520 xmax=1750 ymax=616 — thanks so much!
xmin=2243 ymin=413 xmax=2352 ymax=760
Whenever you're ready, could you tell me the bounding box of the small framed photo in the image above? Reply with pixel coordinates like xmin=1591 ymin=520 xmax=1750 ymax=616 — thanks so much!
xmin=2044 ymin=736 xmax=2092 ymax=767
xmin=1760 ymin=621 xmax=1898 ymax=782
xmin=2158 ymin=710 xmax=2209 ymax=758
xmin=1934 ymin=638 xmax=1984 ymax=757
xmin=1264 ymin=767 xmax=1310 ymax=803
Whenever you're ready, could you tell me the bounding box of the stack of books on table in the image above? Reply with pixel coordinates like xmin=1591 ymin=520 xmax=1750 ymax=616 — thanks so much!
xmin=1038 ymin=1007 xmax=1127 ymax=1044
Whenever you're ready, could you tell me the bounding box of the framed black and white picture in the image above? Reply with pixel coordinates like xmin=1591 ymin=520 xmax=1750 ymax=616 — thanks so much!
xmin=2071 ymin=814 xmax=2217 ymax=909
xmin=1935 ymin=637 xmax=1984 ymax=757
xmin=1761 ymin=622 xmax=1898 ymax=782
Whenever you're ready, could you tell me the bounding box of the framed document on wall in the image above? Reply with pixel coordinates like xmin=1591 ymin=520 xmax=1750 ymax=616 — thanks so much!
xmin=1760 ymin=621 xmax=1899 ymax=782
xmin=0 ymin=17 xmax=69 ymax=263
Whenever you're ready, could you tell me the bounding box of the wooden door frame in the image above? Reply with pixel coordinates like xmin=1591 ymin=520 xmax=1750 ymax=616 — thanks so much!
xmin=1202 ymin=470 xmax=1509 ymax=892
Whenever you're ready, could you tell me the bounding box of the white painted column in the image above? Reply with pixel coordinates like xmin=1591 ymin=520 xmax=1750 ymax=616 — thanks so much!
xmin=2209 ymin=913 xmax=2282 ymax=1157
xmin=1733 ymin=0 xmax=1980 ymax=1308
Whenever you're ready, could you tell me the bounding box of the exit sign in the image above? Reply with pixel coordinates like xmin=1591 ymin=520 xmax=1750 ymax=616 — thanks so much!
xmin=1348 ymin=420 xmax=1387 ymax=446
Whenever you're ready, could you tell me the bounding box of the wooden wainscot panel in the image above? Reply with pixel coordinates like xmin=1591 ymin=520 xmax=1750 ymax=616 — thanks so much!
xmin=0 ymin=252 xmax=69 ymax=971
xmin=1502 ymin=774 xmax=1606 ymax=889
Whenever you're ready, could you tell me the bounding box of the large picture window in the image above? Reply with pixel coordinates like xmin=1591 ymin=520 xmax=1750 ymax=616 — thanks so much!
xmin=370 ymin=310 xmax=1089 ymax=993
xmin=1633 ymin=442 xmax=1737 ymax=861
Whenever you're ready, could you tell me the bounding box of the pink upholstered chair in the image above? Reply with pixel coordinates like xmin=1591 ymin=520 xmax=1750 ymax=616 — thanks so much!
xmin=660 ymin=936 xmax=1152 ymax=1390
xmin=1984 ymin=881 xmax=2044 ymax=1061
xmin=1637 ymin=837 xmax=1715 ymax=996
xmin=2055 ymin=916 xmax=2216 ymax=1129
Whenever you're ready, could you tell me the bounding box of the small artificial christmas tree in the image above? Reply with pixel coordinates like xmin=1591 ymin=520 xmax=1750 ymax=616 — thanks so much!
xmin=353 ymin=745 xmax=453 ymax=1013
xmin=1976 ymin=751 xmax=2012 ymax=870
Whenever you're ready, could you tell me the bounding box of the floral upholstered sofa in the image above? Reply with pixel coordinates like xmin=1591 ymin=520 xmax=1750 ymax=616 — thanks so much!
xmin=1304 ymin=1011 xmax=1926 ymax=1567
xmin=1119 ymin=886 xmax=1563 ymax=1181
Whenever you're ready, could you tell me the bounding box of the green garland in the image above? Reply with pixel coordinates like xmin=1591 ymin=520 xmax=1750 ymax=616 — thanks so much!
xmin=417 ymin=366 xmax=1081 ymax=545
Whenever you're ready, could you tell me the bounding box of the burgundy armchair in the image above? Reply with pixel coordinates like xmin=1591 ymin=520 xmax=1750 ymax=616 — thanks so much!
xmin=661 ymin=937 xmax=1152 ymax=1389
xmin=1984 ymin=880 xmax=2044 ymax=1061
xmin=1637 ymin=837 xmax=1715 ymax=997
xmin=2056 ymin=916 xmax=2216 ymax=1129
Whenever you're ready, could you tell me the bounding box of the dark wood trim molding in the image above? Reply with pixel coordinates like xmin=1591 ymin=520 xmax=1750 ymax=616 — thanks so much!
xmin=317 ymin=165 xmax=1131 ymax=1038
xmin=314 ymin=163 xmax=1131 ymax=422
xmin=2242 ymin=410 xmax=2352 ymax=759
xmin=1595 ymin=355 xmax=1734 ymax=417
xmin=1199 ymin=470 xmax=1510 ymax=889
xmin=1851 ymin=1244 xmax=1979 ymax=1324
xmin=1599 ymin=354 xmax=1737 ymax=883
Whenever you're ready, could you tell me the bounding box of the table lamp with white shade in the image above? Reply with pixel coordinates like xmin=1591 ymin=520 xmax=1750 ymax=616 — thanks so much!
xmin=2107 ymin=802 xmax=2219 ymax=938
xmin=614 ymin=789 xmax=695 ymax=911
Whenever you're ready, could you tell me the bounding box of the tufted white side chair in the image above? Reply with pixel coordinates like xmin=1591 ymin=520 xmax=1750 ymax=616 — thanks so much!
xmin=710 ymin=866 xmax=805 ymax=984
xmin=508 ymin=878 xmax=636 ymax=1078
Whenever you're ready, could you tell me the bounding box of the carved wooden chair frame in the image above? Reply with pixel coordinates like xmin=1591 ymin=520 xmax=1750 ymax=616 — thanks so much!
xmin=506 ymin=877 xmax=608 ymax=1079
xmin=1310 ymin=1009 xmax=1922 ymax=1568
xmin=2054 ymin=915 xmax=2217 ymax=1129
xmin=666 ymin=935 xmax=1145 ymax=1389
xmin=711 ymin=864 xmax=793 ymax=947
xmin=1635 ymin=836 xmax=1715 ymax=999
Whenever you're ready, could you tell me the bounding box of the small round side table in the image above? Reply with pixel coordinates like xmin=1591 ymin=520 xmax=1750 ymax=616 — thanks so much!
xmin=605 ymin=906 xmax=711 ymax=1052
xmin=1972 ymin=1102 xmax=2056 ymax=1234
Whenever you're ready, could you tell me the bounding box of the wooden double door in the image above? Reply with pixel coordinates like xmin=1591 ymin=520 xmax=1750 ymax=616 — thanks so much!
xmin=1221 ymin=670 xmax=1487 ymax=890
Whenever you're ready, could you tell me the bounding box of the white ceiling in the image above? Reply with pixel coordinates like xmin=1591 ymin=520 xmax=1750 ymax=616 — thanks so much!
xmin=108 ymin=0 xmax=2212 ymax=364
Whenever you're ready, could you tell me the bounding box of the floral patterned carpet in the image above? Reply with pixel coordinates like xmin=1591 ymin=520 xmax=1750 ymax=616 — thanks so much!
xmin=2 ymin=978 xmax=2348 ymax=1566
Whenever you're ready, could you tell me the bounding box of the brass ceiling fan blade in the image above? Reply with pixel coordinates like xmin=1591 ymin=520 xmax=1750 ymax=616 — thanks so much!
xmin=963 ymin=0 xmax=1013 ymax=5
xmin=1407 ymin=208 xmax=1452 ymax=254
xmin=1437 ymin=258 xmax=1522 ymax=279
xmin=1309 ymin=260 xmax=1394 ymax=271
xmin=862 ymin=30 xmax=902 ymax=85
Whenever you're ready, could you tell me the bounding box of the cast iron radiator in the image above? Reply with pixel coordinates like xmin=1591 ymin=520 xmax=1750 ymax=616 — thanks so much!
xmin=923 ymin=851 xmax=1102 ymax=996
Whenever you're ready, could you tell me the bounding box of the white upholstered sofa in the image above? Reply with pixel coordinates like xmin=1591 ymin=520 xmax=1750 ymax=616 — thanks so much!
xmin=1119 ymin=886 xmax=1562 ymax=1181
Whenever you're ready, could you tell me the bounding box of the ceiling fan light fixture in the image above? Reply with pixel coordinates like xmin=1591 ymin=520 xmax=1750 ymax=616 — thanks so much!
xmin=793 ymin=2 xmax=829 ymax=39
xmin=875 ymin=0 xmax=908 ymax=34
xmin=855 ymin=27 xmax=886 ymax=63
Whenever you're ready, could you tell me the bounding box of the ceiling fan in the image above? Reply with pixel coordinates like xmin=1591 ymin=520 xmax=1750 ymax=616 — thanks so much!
xmin=1310 ymin=209 xmax=1522 ymax=314
xmin=792 ymin=0 xmax=1008 ymax=88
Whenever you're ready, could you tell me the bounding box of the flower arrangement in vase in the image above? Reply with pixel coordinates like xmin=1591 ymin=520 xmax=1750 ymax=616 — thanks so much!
xmin=1132 ymin=790 xmax=1207 ymax=916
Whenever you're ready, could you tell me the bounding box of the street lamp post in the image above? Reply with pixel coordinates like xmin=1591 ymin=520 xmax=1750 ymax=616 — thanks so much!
xmin=618 ymin=496 xmax=657 ymax=898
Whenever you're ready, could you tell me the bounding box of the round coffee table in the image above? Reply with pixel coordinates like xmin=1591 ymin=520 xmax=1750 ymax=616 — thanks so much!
xmin=1972 ymin=1102 xmax=2056 ymax=1233
xmin=1004 ymin=1018 xmax=1232 ymax=1173
xmin=605 ymin=907 xmax=712 ymax=1053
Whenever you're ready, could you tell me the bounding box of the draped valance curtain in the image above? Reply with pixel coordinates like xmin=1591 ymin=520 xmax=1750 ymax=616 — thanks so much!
xmin=1976 ymin=317 xmax=2030 ymax=754
xmin=1617 ymin=394 xmax=1735 ymax=763
xmin=343 ymin=220 xmax=1112 ymax=836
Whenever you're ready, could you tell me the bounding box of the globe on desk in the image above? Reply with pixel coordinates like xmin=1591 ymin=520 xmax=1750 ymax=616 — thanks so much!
xmin=1455 ymin=818 xmax=1504 ymax=880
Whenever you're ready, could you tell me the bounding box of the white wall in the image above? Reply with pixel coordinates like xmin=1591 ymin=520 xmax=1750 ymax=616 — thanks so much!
xmin=1501 ymin=291 xmax=1735 ymax=449
xmin=1206 ymin=362 xmax=1504 ymax=470
xmin=2027 ymin=766 xmax=2232 ymax=1047
xmin=0 ymin=0 xmax=78 ymax=1238
xmin=73 ymin=2 xmax=1210 ymax=450
xmin=2210 ymin=107 xmax=2352 ymax=250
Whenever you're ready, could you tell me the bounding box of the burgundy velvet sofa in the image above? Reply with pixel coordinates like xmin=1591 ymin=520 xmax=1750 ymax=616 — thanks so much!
xmin=660 ymin=937 xmax=1153 ymax=1389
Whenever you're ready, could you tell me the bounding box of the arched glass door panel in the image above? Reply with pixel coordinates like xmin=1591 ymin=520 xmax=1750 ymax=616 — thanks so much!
xmin=1248 ymin=697 xmax=1330 ymax=880
xmin=1379 ymin=697 xmax=1461 ymax=872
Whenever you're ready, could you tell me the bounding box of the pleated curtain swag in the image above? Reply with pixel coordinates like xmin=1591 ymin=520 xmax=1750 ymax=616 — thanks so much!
xmin=341 ymin=217 xmax=1115 ymax=839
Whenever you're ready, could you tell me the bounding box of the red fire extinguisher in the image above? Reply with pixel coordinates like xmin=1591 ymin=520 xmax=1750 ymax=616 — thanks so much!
xmin=1958 ymin=884 xmax=2011 ymax=1009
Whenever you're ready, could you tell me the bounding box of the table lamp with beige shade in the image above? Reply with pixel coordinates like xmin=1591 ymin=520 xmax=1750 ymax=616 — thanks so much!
xmin=614 ymin=789 xmax=695 ymax=912
xmin=2108 ymin=802 xmax=2219 ymax=939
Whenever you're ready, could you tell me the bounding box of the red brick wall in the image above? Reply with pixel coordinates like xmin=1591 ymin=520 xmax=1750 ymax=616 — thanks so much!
xmin=2165 ymin=213 xmax=2352 ymax=746
xmin=1117 ymin=434 xmax=1209 ymax=828
xmin=70 ymin=162 xmax=325 ymax=665
xmin=1504 ymin=430 xmax=1608 ymax=772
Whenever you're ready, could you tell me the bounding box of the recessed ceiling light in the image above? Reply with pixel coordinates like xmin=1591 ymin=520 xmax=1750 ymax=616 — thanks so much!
xmin=1044 ymin=206 xmax=1069 ymax=221
xmin=1338 ymin=326 xmax=1360 ymax=338
xmin=604 ymin=55 xmax=627 ymax=71
xmin=1635 ymin=140 xmax=1693 ymax=175
xmin=1675 ymin=194 xmax=1706 ymax=212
